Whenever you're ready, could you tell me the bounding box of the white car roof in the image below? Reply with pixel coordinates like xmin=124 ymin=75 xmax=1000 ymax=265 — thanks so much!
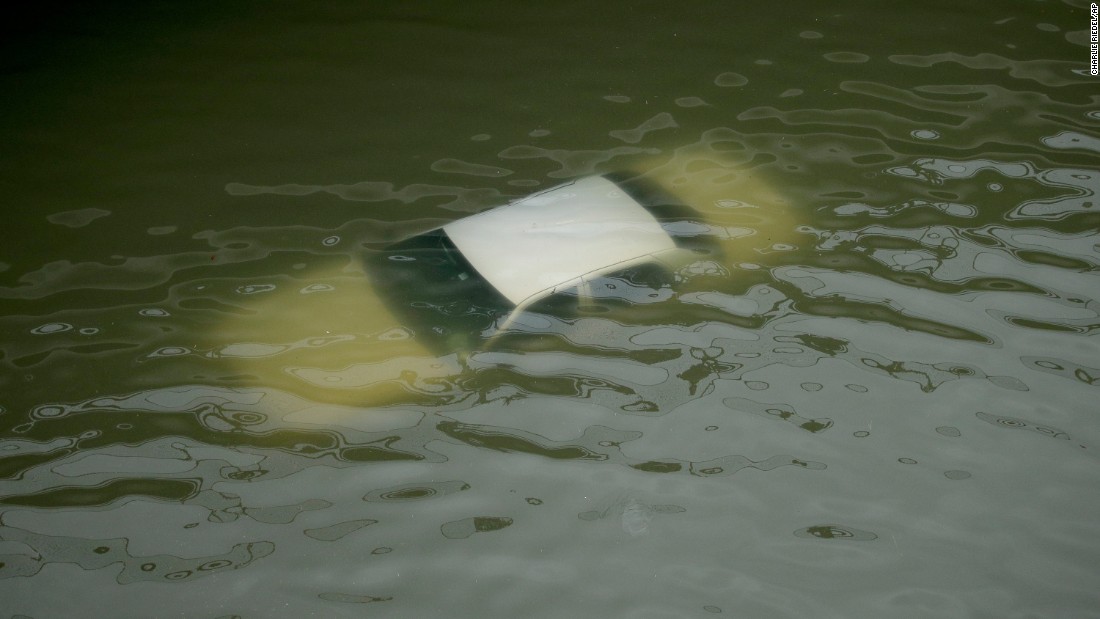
xmin=443 ymin=175 xmax=677 ymax=306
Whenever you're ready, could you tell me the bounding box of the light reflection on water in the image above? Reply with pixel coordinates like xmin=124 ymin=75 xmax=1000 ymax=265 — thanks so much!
xmin=2 ymin=1 xmax=1099 ymax=617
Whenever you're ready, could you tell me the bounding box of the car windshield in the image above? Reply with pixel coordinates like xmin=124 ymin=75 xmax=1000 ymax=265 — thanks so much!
xmin=364 ymin=229 xmax=515 ymax=354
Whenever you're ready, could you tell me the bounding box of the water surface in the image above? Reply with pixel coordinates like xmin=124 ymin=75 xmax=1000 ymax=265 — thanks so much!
xmin=2 ymin=2 xmax=1099 ymax=617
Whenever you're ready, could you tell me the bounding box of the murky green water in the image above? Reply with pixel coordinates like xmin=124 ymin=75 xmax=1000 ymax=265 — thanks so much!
xmin=2 ymin=1 xmax=1099 ymax=617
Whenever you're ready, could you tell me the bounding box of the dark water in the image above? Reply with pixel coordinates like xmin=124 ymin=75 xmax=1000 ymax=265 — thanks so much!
xmin=2 ymin=1 xmax=1099 ymax=617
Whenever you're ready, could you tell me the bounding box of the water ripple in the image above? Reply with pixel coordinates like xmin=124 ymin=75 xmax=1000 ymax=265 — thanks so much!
xmin=0 ymin=522 xmax=273 ymax=584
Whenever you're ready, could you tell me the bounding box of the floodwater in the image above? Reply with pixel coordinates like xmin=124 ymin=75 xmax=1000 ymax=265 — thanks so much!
xmin=2 ymin=1 xmax=1099 ymax=617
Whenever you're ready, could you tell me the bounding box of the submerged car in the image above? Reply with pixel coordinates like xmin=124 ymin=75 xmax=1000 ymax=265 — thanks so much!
xmin=206 ymin=169 xmax=795 ymax=410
